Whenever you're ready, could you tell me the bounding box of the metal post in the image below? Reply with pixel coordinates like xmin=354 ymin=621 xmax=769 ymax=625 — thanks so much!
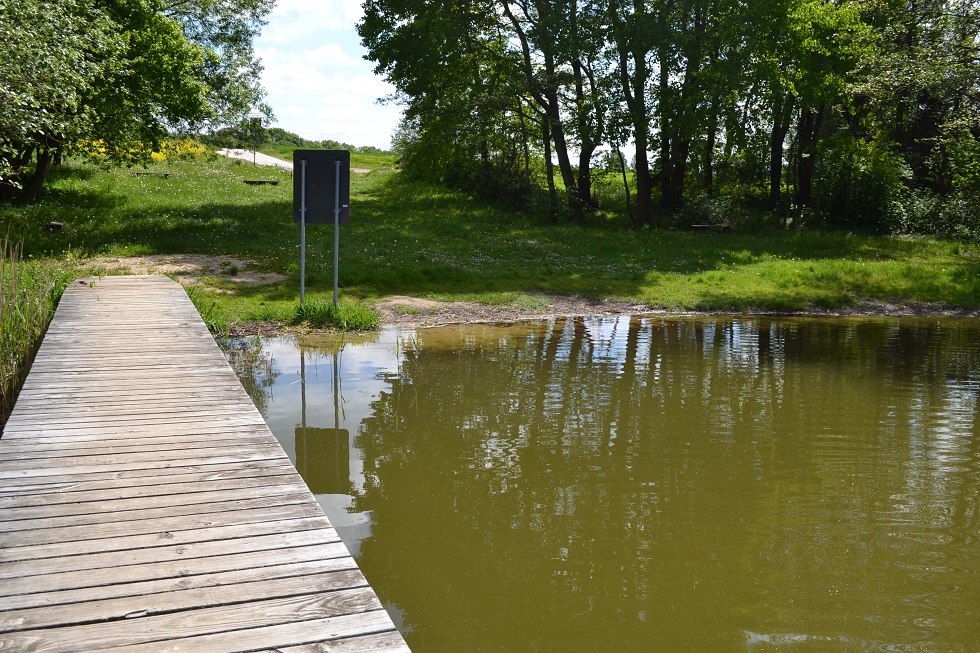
xmin=332 ymin=159 xmax=341 ymax=306
xmin=300 ymin=160 xmax=307 ymax=306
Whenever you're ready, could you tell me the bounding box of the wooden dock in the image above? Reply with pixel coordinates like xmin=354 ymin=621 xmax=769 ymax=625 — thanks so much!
xmin=0 ymin=276 xmax=409 ymax=652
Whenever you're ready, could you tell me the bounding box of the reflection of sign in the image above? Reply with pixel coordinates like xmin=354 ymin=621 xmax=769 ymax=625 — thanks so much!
xmin=295 ymin=427 xmax=350 ymax=494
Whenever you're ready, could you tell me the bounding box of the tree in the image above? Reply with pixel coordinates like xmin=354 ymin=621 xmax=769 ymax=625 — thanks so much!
xmin=0 ymin=0 xmax=117 ymax=201
xmin=360 ymin=0 xmax=532 ymax=202
xmin=0 ymin=0 xmax=272 ymax=203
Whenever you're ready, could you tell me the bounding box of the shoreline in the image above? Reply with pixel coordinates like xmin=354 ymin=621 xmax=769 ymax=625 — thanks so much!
xmin=226 ymin=293 xmax=980 ymax=337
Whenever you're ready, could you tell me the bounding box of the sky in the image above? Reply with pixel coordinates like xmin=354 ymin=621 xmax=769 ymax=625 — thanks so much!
xmin=253 ymin=0 xmax=403 ymax=150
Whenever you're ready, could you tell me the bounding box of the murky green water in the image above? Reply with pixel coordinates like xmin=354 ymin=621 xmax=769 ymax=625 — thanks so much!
xmin=227 ymin=316 xmax=979 ymax=652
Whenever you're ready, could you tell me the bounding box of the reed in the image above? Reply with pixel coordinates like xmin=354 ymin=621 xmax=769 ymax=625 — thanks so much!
xmin=0 ymin=241 xmax=74 ymax=429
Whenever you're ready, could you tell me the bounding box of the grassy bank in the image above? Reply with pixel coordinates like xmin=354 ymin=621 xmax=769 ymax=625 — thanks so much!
xmin=0 ymin=242 xmax=79 ymax=427
xmin=2 ymin=154 xmax=979 ymax=330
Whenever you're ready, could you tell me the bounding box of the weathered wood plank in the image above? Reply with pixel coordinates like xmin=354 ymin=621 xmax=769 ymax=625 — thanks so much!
xmin=0 ymin=516 xmax=331 ymax=565
xmin=0 ymin=471 xmax=300 ymax=510
xmin=276 ymin=632 xmax=412 ymax=653
xmin=1 ymin=568 xmax=370 ymax=633
xmin=98 ymin=610 xmax=401 ymax=653
xmin=0 ymin=533 xmax=346 ymax=589
xmin=0 ymin=587 xmax=384 ymax=651
xmin=0 ymin=481 xmax=311 ymax=524
xmin=0 ymin=557 xmax=353 ymax=612
xmin=0 ymin=459 xmax=294 ymax=491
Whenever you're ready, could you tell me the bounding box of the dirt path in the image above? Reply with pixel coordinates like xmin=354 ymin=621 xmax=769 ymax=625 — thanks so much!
xmin=216 ymin=148 xmax=371 ymax=174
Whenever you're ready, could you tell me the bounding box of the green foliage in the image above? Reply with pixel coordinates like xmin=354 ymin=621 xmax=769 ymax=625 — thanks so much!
xmin=0 ymin=0 xmax=118 ymax=200
xmin=815 ymin=135 xmax=905 ymax=233
xmin=0 ymin=0 xmax=273 ymax=203
xmin=361 ymin=0 xmax=979 ymax=235
xmin=150 ymin=138 xmax=216 ymax=163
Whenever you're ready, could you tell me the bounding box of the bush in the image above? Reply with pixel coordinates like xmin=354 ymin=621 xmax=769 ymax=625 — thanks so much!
xmin=816 ymin=136 xmax=905 ymax=233
xmin=150 ymin=138 xmax=215 ymax=163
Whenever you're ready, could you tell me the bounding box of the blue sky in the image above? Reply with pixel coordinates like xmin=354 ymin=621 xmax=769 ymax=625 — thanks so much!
xmin=254 ymin=0 xmax=403 ymax=150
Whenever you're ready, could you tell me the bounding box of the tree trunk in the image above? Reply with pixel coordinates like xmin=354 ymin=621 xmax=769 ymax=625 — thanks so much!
xmin=543 ymin=53 xmax=582 ymax=220
xmin=769 ymin=92 xmax=795 ymax=211
xmin=704 ymin=101 xmax=718 ymax=195
xmin=658 ymin=44 xmax=672 ymax=217
xmin=20 ymin=148 xmax=54 ymax=204
xmin=794 ymin=104 xmax=824 ymax=209
xmin=635 ymin=137 xmax=653 ymax=228
xmin=609 ymin=0 xmax=652 ymax=226
xmin=666 ymin=136 xmax=689 ymax=212
xmin=542 ymin=115 xmax=559 ymax=222
xmin=616 ymin=148 xmax=634 ymax=224
xmin=573 ymin=59 xmax=597 ymax=211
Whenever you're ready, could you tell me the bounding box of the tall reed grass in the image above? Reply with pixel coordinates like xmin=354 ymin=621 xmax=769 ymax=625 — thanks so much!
xmin=0 ymin=241 xmax=74 ymax=429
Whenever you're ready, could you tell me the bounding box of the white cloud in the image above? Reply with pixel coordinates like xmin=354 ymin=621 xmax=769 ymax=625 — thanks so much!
xmin=254 ymin=0 xmax=402 ymax=149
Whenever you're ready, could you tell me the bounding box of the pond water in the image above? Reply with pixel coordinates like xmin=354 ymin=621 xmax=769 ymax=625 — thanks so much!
xmin=226 ymin=316 xmax=979 ymax=652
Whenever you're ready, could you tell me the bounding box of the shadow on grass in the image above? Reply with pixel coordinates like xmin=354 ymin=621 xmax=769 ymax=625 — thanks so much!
xmin=4 ymin=159 xmax=979 ymax=311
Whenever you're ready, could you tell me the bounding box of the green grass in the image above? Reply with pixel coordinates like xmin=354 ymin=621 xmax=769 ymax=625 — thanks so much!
xmin=1 ymin=241 xmax=80 ymax=427
xmin=294 ymin=298 xmax=381 ymax=330
xmin=2 ymin=156 xmax=978 ymax=336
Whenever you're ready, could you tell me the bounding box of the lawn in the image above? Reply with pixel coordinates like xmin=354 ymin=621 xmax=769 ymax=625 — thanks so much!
xmin=3 ymin=153 xmax=979 ymax=333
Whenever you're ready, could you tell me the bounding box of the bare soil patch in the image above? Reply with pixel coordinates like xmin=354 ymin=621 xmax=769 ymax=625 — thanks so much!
xmin=374 ymin=294 xmax=655 ymax=328
xmin=85 ymin=254 xmax=287 ymax=288
xmin=371 ymin=294 xmax=979 ymax=330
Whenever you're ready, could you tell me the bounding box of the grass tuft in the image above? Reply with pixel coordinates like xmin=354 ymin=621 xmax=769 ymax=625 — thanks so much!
xmin=293 ymin=299 xmax=381 ymax=331
xmin=186 ymin=284 xmax=230 ymax=335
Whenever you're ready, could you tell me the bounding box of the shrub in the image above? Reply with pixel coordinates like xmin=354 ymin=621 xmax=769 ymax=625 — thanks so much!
xmin=150 ymin=138 xmax=215 ymax=163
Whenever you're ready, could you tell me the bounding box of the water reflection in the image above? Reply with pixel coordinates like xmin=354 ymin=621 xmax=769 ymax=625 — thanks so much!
xmin=229 ymin=317 xmax=980 ymax=652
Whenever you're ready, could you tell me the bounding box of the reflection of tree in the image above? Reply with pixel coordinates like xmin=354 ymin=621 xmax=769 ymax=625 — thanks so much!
xmin=352 ymin=317 xmax=980 ymax=652
xmin=222 ymin=337 xmax=277 ymax=417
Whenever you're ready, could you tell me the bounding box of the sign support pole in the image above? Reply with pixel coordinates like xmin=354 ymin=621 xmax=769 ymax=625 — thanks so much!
xmin=300 ymin=159 xmax=308 ymax=306
xmin=332 ymin=159 xmax=341 ymax=306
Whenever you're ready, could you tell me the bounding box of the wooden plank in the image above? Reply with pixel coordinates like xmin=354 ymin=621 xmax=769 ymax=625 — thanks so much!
xmin=0 ymin=276 xmax=408 ymax=651
xmin=0 ymin=447 xmax=284 ymax=481
xmin=276 ymin=632 xmax=412 ymax=653
xmin=0 ymin=532 xmax=345 ymax=588
xmin=0 ymin=481 xmax=311 ymax=524
xmin=0 ymin=491 xmax=311 ymax=546
xmin=0 ymin=472 xmax=301 ymax=510
xmin=0 ymin=459 xmax=295 ymax=491
xmin=1 ymin=568 xmax=370 ymax=633
xmin=0 ymin=557 xmax=354 ymax=612
xmin=0 ymin=516 xmax=331 ymax=565
xmin=0 ymin=588 xmax=384 ymax=651
xmin=0 ymin=501 xmax=325 ymax=550
xmin=99 ymin=610 xmax=401 ymax=653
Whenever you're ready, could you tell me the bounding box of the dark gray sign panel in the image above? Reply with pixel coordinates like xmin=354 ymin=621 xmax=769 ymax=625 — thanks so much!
xmin=293 ymin=149 xmax=350 ymax=224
